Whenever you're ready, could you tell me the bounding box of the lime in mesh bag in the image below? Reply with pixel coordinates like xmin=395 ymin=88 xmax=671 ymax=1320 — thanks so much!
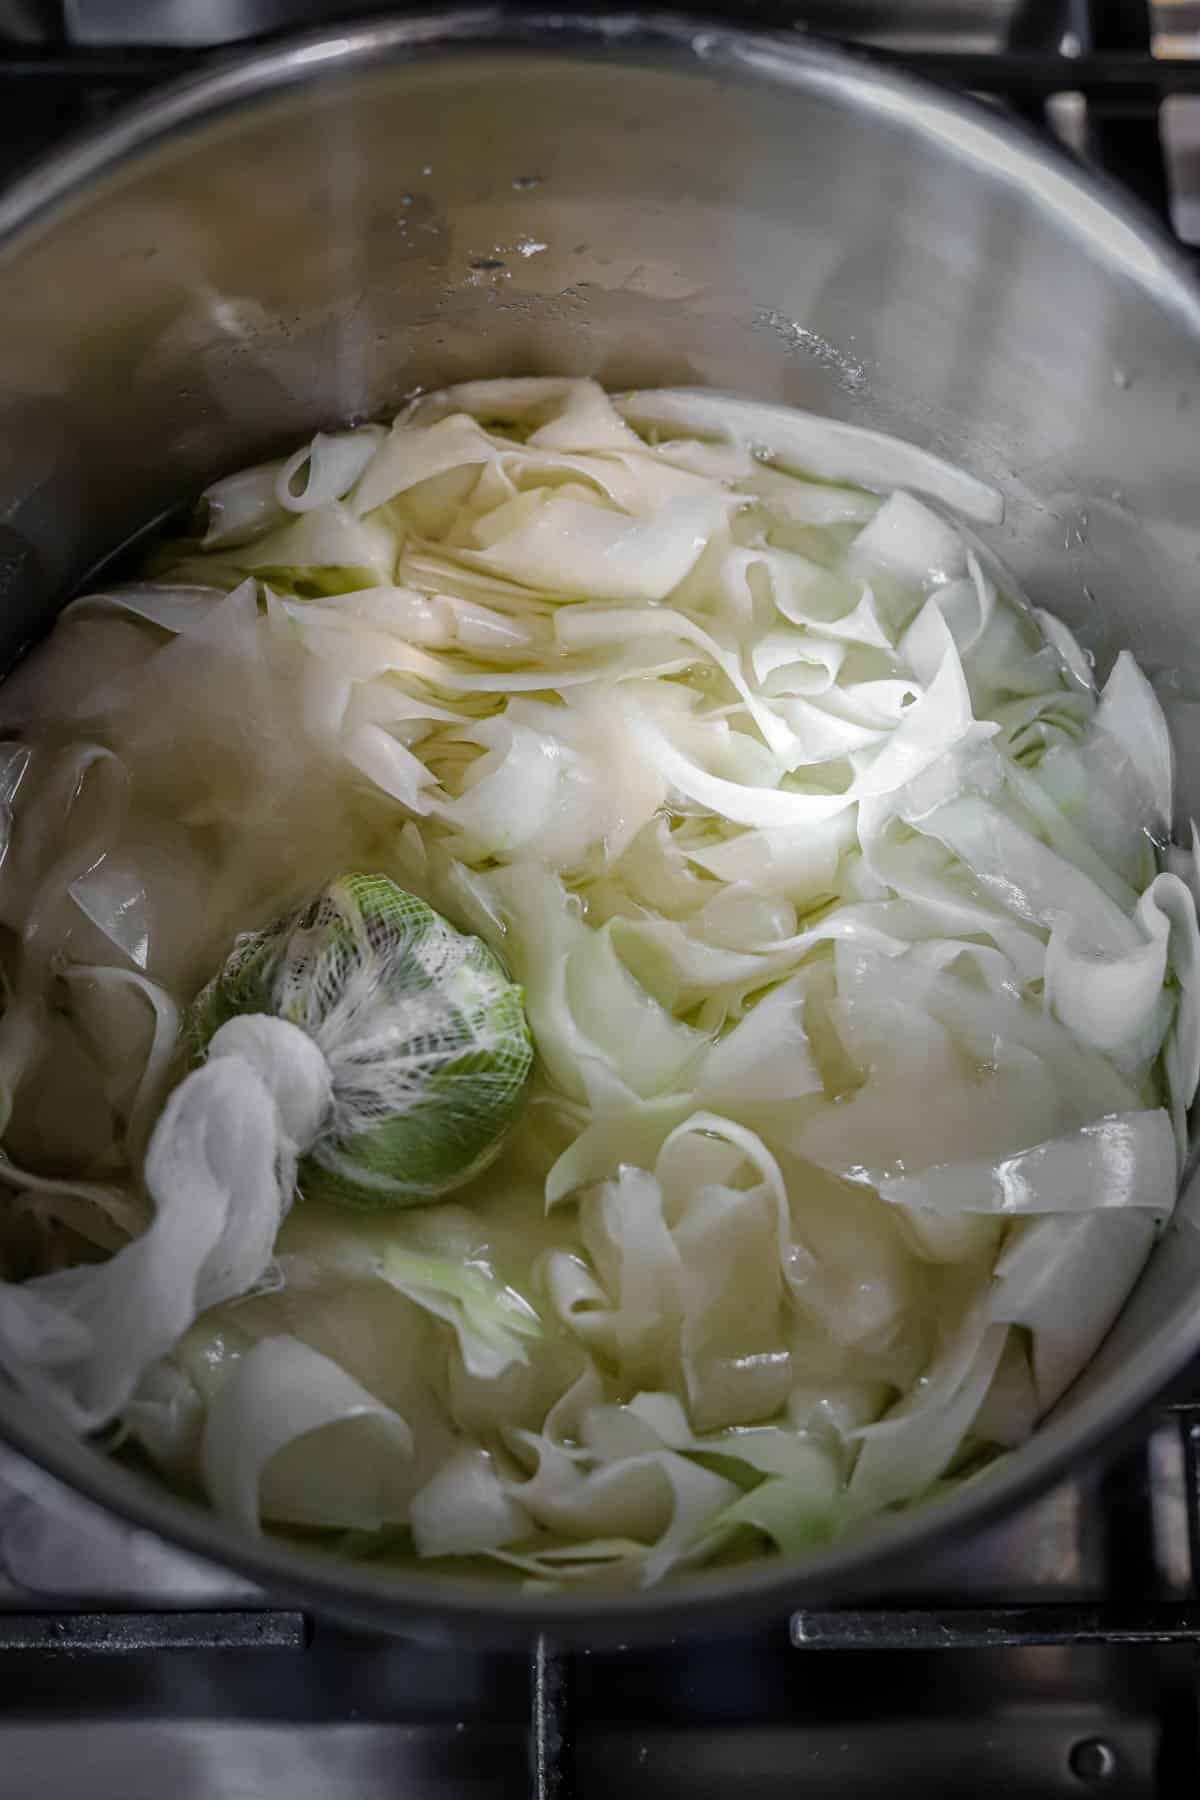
xmin=190 ymin=874 xmax=534 ymax=1209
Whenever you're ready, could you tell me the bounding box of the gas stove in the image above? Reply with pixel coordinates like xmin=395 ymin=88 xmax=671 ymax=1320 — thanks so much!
xmin=1 ymin=5 xmax=1199 ymax=1797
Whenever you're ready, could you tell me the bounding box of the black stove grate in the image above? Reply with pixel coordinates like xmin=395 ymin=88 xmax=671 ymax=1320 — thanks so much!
xmin=0 ymin=4 xmax=1199 ymax=1797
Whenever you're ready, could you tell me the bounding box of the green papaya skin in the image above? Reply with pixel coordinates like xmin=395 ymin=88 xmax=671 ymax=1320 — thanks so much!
xmin=190 ymin=874 xmax=534 ymax=1210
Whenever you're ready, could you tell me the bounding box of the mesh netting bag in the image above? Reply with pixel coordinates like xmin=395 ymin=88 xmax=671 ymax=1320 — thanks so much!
xmin=190 ymin=873 xmax=534 ymax=1209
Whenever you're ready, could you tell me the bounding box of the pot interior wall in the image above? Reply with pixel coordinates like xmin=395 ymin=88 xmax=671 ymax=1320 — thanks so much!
xmin=0 ymin=19 xmax=1199 ymax=1622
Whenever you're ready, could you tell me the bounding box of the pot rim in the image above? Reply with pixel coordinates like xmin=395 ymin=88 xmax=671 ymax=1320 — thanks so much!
xmin=1 ymin=8 xmax=1199 ymax=1646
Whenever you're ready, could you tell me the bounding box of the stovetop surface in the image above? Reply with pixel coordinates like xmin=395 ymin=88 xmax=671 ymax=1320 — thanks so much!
xmin=0 ymin=1415 xmax=1196 ymax=1799
xmin=1 ymin=4 xmax=1200 ymax=1796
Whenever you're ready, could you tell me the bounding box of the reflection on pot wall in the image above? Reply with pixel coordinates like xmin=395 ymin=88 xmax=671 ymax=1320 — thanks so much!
xmin=0 ymin=48 xmax=1196 ymax=624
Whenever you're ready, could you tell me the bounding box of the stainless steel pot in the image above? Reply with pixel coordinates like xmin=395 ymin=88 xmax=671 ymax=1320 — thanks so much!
xmin=1 ymin=9 xmax=1199 ymax=1647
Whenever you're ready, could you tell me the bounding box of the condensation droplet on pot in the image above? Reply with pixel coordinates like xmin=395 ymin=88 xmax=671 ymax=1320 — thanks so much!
xmin=1113 ymin=365 xmax=1131 ymax=389
xmin=1083 ymin=584 xmax=1096 ymax=606
xmin=512 ymin=174 xmax=542 ymax=191
xmin=399 ymin=194 xmax=414 ymax=208
xmin=422 ymin=164 xmax=433 ymax=176
xmin=752 ymin=308 xmax=867 ymax=392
